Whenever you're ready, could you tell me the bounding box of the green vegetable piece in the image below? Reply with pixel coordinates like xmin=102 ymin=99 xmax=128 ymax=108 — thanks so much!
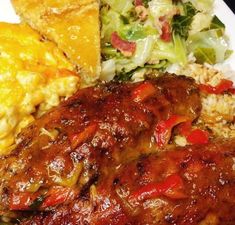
xmin=194 ymin=47 xmax=216 ymax=64
xmin=172 ymin=2 xmax=197 ymax=39
xmin=172 ymin=0 xmax=182 ymax=4
xmin=189 ymin=0 xmax=214 ymax=12
xmin=225 ymin=49 xmax=233 ymax=60
xmin=142 ymin=0 xmax=151 ymax=7
xmin=173 ymin=34 xmax=187 ymax=65
xmin=29 ymin=195 xmax=45 ymax=210
xmin=102 ymin=0 xmax=133 ymax=16
xmin=145 ymin=60 xmax=168 ymax=69
xmin=188 ymin=29 xmax=229 ymax=64
xmin=101 ymin=9 xmax=123 ymax=43
xmin=101 ymin=46 xmax=122 ymax=59
xmin=120 ymin=24 xmax=156 ymax=41
xmin=172 ymin=15 xmax=192 ymax=39
xmin=114 ymin=69 xmax=136 ymax=81
xmin=210 ymin=15 xmax=225 ymax=30
xmin=120 ymin=15 xmax=129 ymax=24
xmin=184 ymin=2 xmax=197 ymax=18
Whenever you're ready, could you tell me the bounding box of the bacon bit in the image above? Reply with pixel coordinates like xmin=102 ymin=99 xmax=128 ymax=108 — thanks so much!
xmin=111 ymin=32 xmax=136 ymax=57
xmin=187 ymin=129 xmax=209 ymax=145
xmin=159 ymin=16 xmax=172 ymax=42
xmin=155 ymin=115 xmax=188 ymax=147
xmin=132 ymin=82 xmax=156 ymax=103
xmin=41 ymin=186 xmax=76 ymax=209
xmin=9 ymin=192 xmax=39 ymax=210
xmin=134 ymin=0 xmax=143 ymax=6
xmin=69 ymin=123 xmax=97 ymax=149
xmin=199 ymin=79 xmax=234 ymax=95
xmin=129 ymin=174 xmax=185 ymax=202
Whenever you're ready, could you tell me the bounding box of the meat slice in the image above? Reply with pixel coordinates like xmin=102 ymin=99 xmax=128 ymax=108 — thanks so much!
xmin=20 ymin=139 xmax=235 ymax=225
xmin=0 ymin=75 xmax=201 ymax=216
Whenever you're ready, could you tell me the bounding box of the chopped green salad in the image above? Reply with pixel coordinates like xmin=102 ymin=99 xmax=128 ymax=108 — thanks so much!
xmin=100 ymin=0 xmax=232 ymax=81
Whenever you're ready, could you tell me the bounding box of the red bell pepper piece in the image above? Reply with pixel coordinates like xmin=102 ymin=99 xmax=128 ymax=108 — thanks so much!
xmin=178 ymin=122 xmax=209 ymax=145
xmin=129 ymin=174 xmax=184 ymax=202
xmin=41 ymin=186 xmax=76 ymax=209
xmin=187 ymin=129 xmax=209 ymax=145
xmin=134 ymin=0 xmax=143 ymax=6
xmin=9 ymin=192 xmax=39 ymax=210
xmin=228 ymin=88 xmax=235 ymax=94
xmin=199 ymin=79 xmax=234 ymax=95
xmin=111 ymin=32 xmax=136 ymax=57
xmin=178 ymin=121 xmax=192 ymax=137
xmin=155 ymin=115 xmax=188 ymax=147
xmin=159 ymin=16 xmax=172 ymax=42
xmin=132 ymin=82 xmax=156 ymax=103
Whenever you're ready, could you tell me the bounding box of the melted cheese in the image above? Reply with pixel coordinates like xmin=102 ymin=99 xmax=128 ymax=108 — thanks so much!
xmin=0 ymin=22 xmax=80 ymax=154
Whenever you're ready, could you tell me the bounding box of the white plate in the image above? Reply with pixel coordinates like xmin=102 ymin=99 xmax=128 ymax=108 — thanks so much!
xmin=0 ymin=0 xmax=19 ymax=23
xmin=0 ymin=0 xmax=235 ymax=81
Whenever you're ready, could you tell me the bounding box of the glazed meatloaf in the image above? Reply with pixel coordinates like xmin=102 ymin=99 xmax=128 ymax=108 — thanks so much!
xmin=1 ymin=75 xmax=235 ymax=224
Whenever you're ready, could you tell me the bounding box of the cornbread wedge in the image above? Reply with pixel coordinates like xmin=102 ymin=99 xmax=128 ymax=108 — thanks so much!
xmin=12 ymin=0 xmax=101 ymax=85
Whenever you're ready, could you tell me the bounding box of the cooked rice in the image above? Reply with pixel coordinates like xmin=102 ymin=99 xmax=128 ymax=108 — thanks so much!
xmin=176 ymin=63 xmax=225 ymax=86
xmin=178 ymin=63 xmax=235 ymax=139
xmin=201 ymin=94 xmax=235 ymax=123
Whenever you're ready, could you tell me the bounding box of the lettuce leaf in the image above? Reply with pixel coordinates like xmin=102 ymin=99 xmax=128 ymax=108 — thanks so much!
xmin=188 ymin=29 xmax=230 ymax=64
xmin=187 ymin=0 xmax=214 ymax=12
xmin=101 ymin=9 xmax=123 ymax=43
xmin=115 ymin=36 xmax=156 ymax=73
xmin=148 ymin=0 xmax=177 ymax=18
xmin=100 ymin=59 xmax=116 ymax=81
xmin=119 ymin=23 xmax=157 ymax=41
xmin=209 ymin=16 xmax=225 ymax=30
xmin=149 ymin=33 xmax=187 ymax=65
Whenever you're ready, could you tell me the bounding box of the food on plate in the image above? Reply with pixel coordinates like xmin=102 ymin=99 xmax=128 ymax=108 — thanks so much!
xmin=18 ymin=140 xmax=235 ymax=224
xmin=0 ymin=75 xmax=202 ymax=220
xmin=11 ymin=0 xmax=101 ymax=84
xmin=174 ymin=63 xmax=235 ymax=140
xmin=0 ymin=0 xmax=235 ymax=224
xmin=0 ymin=22 xmax=80 ymax=155
xmin=100 ymin=0 xmax=232 ymax=81
xmin=9 ymin=0 xmax=234 ymax=140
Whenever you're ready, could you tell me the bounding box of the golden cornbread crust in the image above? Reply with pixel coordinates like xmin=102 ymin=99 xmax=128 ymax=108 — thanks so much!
xmin=12 ymin=0 xmax=101 ymax=85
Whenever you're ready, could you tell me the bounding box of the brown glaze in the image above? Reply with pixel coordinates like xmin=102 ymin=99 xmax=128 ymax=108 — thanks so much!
xmin=21 ymin=140 xmax=235 ymax=225
xmin=0 ymin=75 xmax=205 ymax=223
